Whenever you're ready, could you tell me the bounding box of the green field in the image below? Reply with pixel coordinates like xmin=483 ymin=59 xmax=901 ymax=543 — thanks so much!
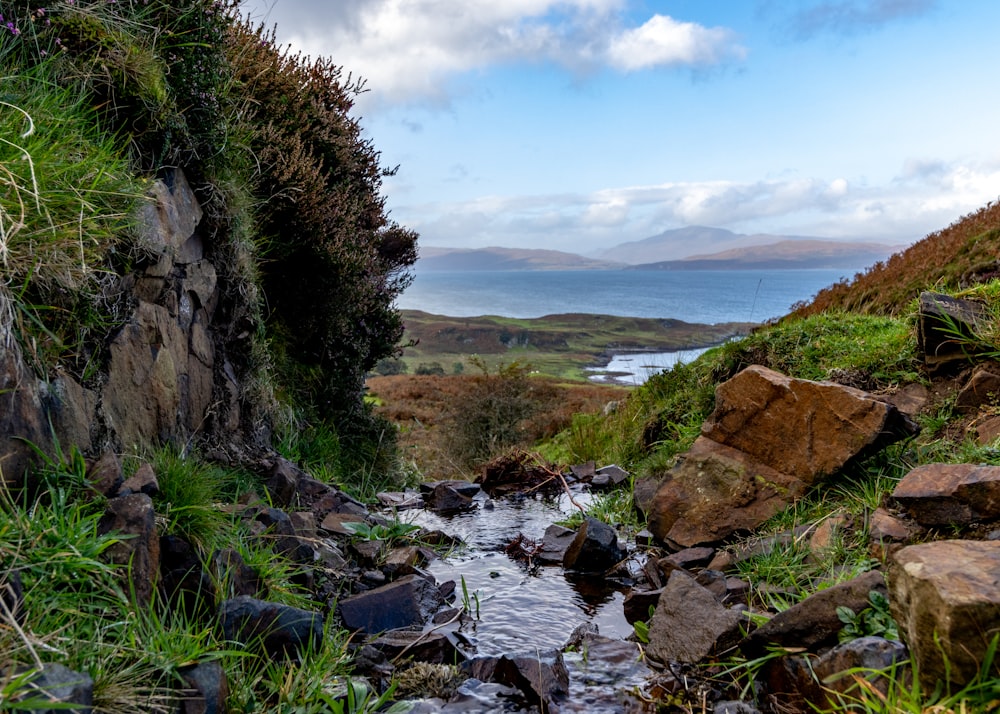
xmin=392 ymin=310 xmax=756 ymax=380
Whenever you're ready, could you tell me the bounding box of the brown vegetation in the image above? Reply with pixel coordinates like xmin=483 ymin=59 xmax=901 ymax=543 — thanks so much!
xmin=367 ymin=373 xmax=624 ymax=479
xmin=792 ymin=201 xmax=1000 ymax=317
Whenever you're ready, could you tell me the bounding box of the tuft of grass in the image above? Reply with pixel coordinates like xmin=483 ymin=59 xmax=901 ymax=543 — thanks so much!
xmin=147 ymin=447 xmax=229 ymax=552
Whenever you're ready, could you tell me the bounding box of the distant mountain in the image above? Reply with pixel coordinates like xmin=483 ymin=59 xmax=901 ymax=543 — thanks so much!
xmin=628 ymin=239 xmax=903 ymax=271
xmin=598 ymin=226 xmax=893 ymax=265
xmin=416 ymin=246 xmax=624 ymax=271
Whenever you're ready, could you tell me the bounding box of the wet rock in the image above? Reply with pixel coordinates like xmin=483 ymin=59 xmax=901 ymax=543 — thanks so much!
xmin=320 ymin=511 xmax=367 ymax=535
xmin=591 ymin=464 xmax=629 ymax=488
xmin=890 ymin=463 xmax=1000 ymax=527
xmin=562 ymin=517 xmax=625 ymax=573
xmin=17 ymin=663 xmax=93 ymax=713
xmin=562 ymin=633 xmax=654 ymax=713
xmin=426 ymin=483 xmax=476 ymax=514
xmin=889 ymin=539 xmax=1000 ymax=688
xmin=917 ymin=292 xmax=989 ymax=374
xmin=536 ymin=524 xmax=576 ymax=564
xmin=377 ymin=491 xmax=423 ymax=509
xmin=744 ymin=570 xmax=887 ymax=657
xmin=647 ymin=570 xmax=744 ymax=665
xmin=465 ymin=649 xmax=569 ymax=711
xmin=420 ymin=480 xmax=481 ymax=499
xmin=98 ymin=493 xmax=159 ymax=606
xmin=219 ymin=596 xmax=323 ymax=661
xmin=368 ymin=628 xmax=468 ymax=665
xmin=623 ymin=587 xmax=661 ymax=625
xmin=338 ymin=574 xmax=443 ymax=634
xmin=179 ymin=661 xmax=228 ymax=714
xmin=955 ymin=364 xmax=1000 ymax=413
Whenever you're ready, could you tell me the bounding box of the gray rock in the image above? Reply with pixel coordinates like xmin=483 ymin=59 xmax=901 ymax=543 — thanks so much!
xmin=917 ymin=292 xmax=989 ymax=374
xmin=562 ymin=517 xmax=625 ymax=573
xmin=536 ymin=524 xmax=576 ymax=564
xmin=179 ymin=661 xmax=228 ymax=714
xmin=338 ymin=574 xmax=443 ymax=634
xmin=18 ymin=663 xmax=93 ymax=713
xmin=219 ymin=596 xmax=323 ymax=661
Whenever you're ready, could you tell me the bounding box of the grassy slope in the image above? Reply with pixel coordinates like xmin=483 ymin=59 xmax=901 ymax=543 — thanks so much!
xmin=399 ymin=309 xmax=754 ymax=380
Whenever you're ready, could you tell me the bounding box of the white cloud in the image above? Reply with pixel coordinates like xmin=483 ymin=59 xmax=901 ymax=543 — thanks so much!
xmin=394 ymin=157 xmax=1000 ymax=253
xmin=241 ymin=0 xmax=744 ymax=106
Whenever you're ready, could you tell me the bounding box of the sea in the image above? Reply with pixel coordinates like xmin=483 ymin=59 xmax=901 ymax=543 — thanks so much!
xmin=396 ymin=268 xmax=852 ymax=383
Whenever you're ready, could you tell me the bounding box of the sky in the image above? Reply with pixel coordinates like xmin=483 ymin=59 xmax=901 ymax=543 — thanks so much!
xmin=239 ymin=0 xmax=1000 ymax=257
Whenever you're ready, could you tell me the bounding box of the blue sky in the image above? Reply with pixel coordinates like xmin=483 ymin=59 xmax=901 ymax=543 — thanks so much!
xmin=240 ymin=0 xmax=1000 ymax=256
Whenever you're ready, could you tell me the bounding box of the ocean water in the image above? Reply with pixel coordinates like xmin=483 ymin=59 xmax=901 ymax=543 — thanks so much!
xmin=397 ymin=268 xmax=849 ymax=324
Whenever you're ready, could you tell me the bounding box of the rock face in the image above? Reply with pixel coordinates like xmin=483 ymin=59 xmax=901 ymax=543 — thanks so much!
xmin=0 ymin=168 xmax=253 ymax=485
xmin=889 ymin=540 xmax=1000 ymax=688
xmin=645 ymin=366 xmax=911 ymax=547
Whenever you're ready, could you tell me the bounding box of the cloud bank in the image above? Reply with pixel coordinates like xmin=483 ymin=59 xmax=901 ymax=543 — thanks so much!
xmin=242 ymin=0 xmax=745 ymax=106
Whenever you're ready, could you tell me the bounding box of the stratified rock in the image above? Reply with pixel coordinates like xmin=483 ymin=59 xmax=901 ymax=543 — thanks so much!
xmin=889 ymin=540 xmax=1000 ymax=688
xmin=98 ymin=493 xmax=159 ymax=606
xmin=646 ymin=570 xmax=744 ymax=665
xmin=702 ymin=365 xmax=907 ymax=483
xmin=179 ymin=661 xmax=228 ymax=714
xmin=562 ymin=517 xmax=625 ymax=573
xmin=744 ymin=570 xmax=887 ymax=657
xmin=338 ymin=575 xmax=443 ymax=634
xmin=917 ymin=292 xmax=988 ymax=374
xmin=891 ymin=463 xmax=1000 ymax=527
xmin=219 ymin=596 xmax=323 ymax=661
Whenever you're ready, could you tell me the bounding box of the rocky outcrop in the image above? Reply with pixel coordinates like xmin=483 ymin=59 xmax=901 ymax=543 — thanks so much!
xmin=889 ymin=540 xmax=1000 ymax=688
xmin=0 ymin=168 xmax=252 ymax=485
xmin=644 ymin=366 xmax=912 ymax=547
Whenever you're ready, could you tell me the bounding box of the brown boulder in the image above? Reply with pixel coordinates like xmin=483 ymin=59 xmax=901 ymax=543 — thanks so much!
xmin=891 ymin=463 xmax=1000 ymax=527
xmin=98 ymin=493 xmax=160 ymax=606
xmin=703 ymin=365 xmax=905 ymax=483
xmin=889 ymin=540 xmax=1000 ymax=688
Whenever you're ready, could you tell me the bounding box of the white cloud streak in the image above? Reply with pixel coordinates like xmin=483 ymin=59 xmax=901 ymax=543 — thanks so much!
xmin=241 ymin=0 xmax=745 ymax=106
xmin=393 ymin=157 xmax=1000 ymax=254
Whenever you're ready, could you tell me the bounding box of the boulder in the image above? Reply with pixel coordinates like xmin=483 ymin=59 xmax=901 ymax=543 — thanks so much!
xmin=120 ymin=462 xmax=159 ymax=497
xmin=889 ymin=540 xmax=1000 ymax=688
xmin=646 ymin=366 xmax=912 ymax=547
xmin=955 ymin=364 xmax=1000 ymax=413
xmin=536 ymin=524 xmax=576 ymax=564
xmin=86 ymin=451 xmax=124 ymax=499
xmin=464 ymin=649 xmax=568 ymax=711
xmin=338 ymin=574 xmax=443 ymax=634
xmin=647 ymin=437 xmax=806 ymax=548
xmin=425 ymin=483 xmax=475 ymax=514
xmin=744 ymin=570 xmax=887 ymax=657
xmin=646 ymin=570 xmax=745 ymax=665
xmin=219 ymin=596 xmax=323 ymax=661
xmin=98 ymin=493 xmax=159 ymax=606
xmin=562 ymin=517 xmax=625 ymax=573
xmin=891 ymin=463 xmax=1000 ymax=527
xmin=17 ymin=663 xmax=93 ymax=713
xmin=702 ymin=365 xmax=907 ymax=482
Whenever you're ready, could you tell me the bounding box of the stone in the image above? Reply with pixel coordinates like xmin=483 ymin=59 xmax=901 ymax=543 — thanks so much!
xmin=19 ymin=663 xmax=94 ymax=713
xmin=338 ymin=574 xmax=443 ymax=634
xmin=368 ymin=628 xmax=468 ymax=665
xmin=569 ymin=461 xmax=596 ymax=481
xmin=891 ymin=463 xmax=1000 ymax=527
xmin=86 ymin=451 xmax=123 ymax=499
xmin=179 ymin=661 xmax=228 ymax=714
xmin=426 ymin=483 xmax=475 ymax=514
xmin=562 ymin=633 xmax=654 ymax=713
xmin=744 ymin=570 xmax=888 ymax=657
xmin=702 ymin=365 xmax=908 ymax=483
xmin=211 ymin=548 xmax=263 ymax=599
xmin=646 ymin=570 xmax=745 ymax=665
xmin=289 ymin=511 xmax=317 ymax=537
xmin=219 ymin=596 xmax=323 ymax=660
xmin=594 ymin=463 xmax=629 ymax=486
xmin=138 ymin=168 xmax=203 ymax=254
xmin=623 ymin=587 xmax=662 ymax=625
xmin=383 ymin=546 xmax=427 ymax=576
xmin=809 ymin=514 xmax=849 ymax=555
xmin=562 ymin=517 xmax=625 ymax=573
xmin=377 ymin=491 xmax=423 ymax=509
xmin=320 ymin=511 xmax=367 ymax=536
xmin=977 ymin=414 xmax=1000 ymax=445
xmin=419 ymin=480 xmax=481 ymax=498
xmin=647 ymin=437 xmax=806 ymax=548
xmin=464 ymin=650 xmax=568 ymax=711
xmin=98 ymin=493 xmax=159 ymax=606
xmin=265 ymin=458 xmax=305 ymax=506
xmin=889 ymin=539 xmax=1000 ymax=688
xmin=955 ymin=365 xmax=1000 ymax=413
xmin=160 ymin=535 xmax=215 ymax=620
xmin=659 ymin=546 xmax=715 ymax=576
xmin=917 ymin=292 xmax=989 ymax=374
xmin=810 ymin=636 xmax=908 ymax=708
xmin=120 ymin=462 xmax=159 ymax=496
xmin=879 ymin=382 xmax=929 ymax=419
xmin=536 ymin=524 xmax=577 ymax=564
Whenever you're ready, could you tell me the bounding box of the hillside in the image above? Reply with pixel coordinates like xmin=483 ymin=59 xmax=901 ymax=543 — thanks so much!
xmin=416 ymin=246 xmax=624 ymax=270
xmin=629 ymin=238 xmax=900 ymax=270
xmin=792 ymin=201 xmax=1000 ymax=316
